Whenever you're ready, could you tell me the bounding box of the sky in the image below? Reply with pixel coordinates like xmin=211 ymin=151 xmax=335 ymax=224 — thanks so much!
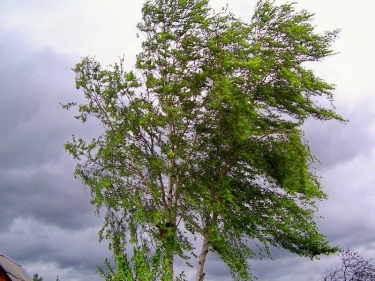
xmin=0 ymin=0 xmax=374 ymax=280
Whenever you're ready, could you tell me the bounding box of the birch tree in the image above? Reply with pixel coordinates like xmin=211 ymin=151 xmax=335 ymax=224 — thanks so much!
xmin=63 ymin=0 xmax=345 ymax=280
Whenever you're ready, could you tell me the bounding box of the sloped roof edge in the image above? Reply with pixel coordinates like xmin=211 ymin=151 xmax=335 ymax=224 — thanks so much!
xmin=0 ymin=253 xmax=32 ymax=281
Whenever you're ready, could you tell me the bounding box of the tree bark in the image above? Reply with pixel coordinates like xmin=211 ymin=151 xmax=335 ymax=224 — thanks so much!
xmin=166 ymin=122 xmax=175 ymax=280
xmin=168 ymin=248 xmax=174 ymax=281
xmin=196 ymin=236 xmax=209 ymax=281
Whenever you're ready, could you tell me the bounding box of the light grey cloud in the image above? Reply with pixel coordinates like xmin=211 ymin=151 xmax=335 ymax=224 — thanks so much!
xmin=304 ymin=93 xmax=375 ymax=170
xmin=0 ymin=0 xmax=144 ymax=66
xmin=316 ymin=155 xmax=375 ymax=243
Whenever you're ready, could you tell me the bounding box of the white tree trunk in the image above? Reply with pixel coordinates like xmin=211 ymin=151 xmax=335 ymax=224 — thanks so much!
xmin=196 ymin=236 xmax=209 ymax=281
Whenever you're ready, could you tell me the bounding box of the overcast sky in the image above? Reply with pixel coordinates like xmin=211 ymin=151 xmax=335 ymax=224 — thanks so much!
xmin=0 ymin=0 xmax=374 ymax=281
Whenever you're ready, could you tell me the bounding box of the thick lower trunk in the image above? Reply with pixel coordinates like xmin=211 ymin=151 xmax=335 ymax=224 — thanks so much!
xmin=166 ymin=131 xmax=174 ymax=281
xmin=168 ymin=249 xmax=174 ymax=280
xmin=196 ymin=236 xmax=209 ymax=281
xmin=166 ymin=191 xmax=174 ymax=280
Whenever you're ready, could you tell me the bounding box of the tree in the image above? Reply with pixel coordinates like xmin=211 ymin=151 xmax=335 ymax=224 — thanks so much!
xmin=32 ymin=273 xmax=43 ymax=281
xmin=321 ymin=248 xmax=375 ymax=281
xmin=63 ymin=0 xmax=344 ymax=280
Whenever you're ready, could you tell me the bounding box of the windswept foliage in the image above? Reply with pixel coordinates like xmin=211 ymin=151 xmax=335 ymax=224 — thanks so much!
xmin=63 ymin=0 xmax=344 ymax=280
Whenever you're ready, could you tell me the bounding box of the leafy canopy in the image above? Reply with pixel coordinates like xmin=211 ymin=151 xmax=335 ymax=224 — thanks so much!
xmin=63 ymin=0 xmax=344 ymax=280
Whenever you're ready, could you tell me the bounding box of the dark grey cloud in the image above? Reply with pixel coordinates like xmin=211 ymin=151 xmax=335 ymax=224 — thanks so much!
xmin=0 ymin=48 xmax=40 ymax=134
xmin=0 ymin=28 xmax=109 ymax=281
xmin=0 ymin=44 xmax=101 ymax=170
xmin=0 ymin=27 xmax=103 ymax=229
xmin=0 ymin=218 xmax=108 ymax=281
xmin=0 ymin=167 xmax=99 ymax=231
